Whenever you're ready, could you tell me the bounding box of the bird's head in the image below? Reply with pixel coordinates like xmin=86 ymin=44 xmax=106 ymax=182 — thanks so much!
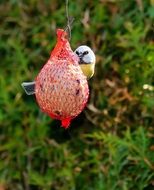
xmin=74 ymin=45 xmax=96 ymax=65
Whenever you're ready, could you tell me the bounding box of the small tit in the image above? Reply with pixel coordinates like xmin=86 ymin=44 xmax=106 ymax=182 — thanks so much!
xmin=74 ymin=45 xmax=96 ymax=79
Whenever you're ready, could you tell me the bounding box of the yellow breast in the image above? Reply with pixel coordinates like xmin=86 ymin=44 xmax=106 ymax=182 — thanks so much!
xmin=80 ymin=63 xmax=95 ymax=79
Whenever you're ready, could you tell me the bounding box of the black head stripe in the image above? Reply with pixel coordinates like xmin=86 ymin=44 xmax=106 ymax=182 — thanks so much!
xmin=83 ymin=51 xmax=89 ymax=55
xmin=76 ymin=51 xmax=79 ymax=55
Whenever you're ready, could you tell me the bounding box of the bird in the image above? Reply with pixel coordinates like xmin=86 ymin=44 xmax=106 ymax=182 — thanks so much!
xmin=21 ymin=45 xmax=95 ymax=96
xmin=74 ymin=45 xmax=96 ymax=79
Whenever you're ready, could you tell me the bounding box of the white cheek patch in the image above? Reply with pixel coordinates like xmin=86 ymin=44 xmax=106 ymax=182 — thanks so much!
xmin=83 ymin=55 xmax=93 ymax=64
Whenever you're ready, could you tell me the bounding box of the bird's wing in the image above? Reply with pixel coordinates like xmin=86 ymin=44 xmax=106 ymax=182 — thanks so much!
xmin=21 ymin=81 xmax=35 ymax=95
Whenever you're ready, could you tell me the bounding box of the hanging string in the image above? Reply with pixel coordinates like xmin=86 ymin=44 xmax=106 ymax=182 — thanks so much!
xmin=65 ymin=0 xmax=74 ymax=41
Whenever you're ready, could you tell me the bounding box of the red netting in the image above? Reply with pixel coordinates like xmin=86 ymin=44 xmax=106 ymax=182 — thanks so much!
xmin=35 ymin=29 xmax=89 ymax=128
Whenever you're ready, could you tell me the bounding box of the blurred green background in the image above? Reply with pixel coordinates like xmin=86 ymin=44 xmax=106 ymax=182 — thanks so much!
xmin=0 ymin=0 xmax=154 ymax=189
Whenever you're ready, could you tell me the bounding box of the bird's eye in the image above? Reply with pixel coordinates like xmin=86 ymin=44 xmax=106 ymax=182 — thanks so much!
xmin=83 ymin=51 xmax=89 ymax=55
xmin=76 ymin=51 xmax=79 ymax=55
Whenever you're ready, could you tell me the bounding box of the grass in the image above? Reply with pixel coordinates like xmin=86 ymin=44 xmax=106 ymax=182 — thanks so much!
xmin=0 ymin=0 xmax=154 ymax=189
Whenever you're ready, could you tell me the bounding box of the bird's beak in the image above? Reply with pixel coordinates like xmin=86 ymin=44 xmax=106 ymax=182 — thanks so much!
xmin=78 ymin=53 xmax=84 ymax=64
xmin=79 ymin=58 xmax=84 ymax=64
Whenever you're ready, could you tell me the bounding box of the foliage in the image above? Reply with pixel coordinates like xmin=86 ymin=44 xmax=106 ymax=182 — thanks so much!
xmin=0 ymin=0 xmax=154 ymax=189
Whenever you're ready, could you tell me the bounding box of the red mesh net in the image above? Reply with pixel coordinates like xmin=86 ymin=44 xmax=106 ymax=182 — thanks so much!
xmin=35 ymin=29 xmax=89 ymax=128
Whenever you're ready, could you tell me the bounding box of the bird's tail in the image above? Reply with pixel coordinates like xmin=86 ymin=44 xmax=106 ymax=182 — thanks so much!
xmin=21 ymin=81 xmax=35 ymax=95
